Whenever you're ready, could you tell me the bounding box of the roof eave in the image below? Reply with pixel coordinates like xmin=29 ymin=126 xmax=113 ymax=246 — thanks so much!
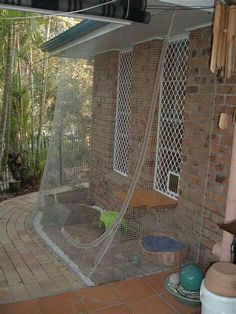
xmin=42 ymin=20 xmax=108 ymax=53
xmin=42 ymin=22 xmax=126 ymax=57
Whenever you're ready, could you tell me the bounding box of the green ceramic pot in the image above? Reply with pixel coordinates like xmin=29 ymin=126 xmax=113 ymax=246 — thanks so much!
xmin=180 ymin=264 xmax=204 ymax=292
xmin=164 ymin=277 xmax=201 ymax=307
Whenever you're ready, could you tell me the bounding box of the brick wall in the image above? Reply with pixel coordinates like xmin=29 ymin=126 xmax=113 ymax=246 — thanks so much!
xmin=179 ymin=26 xmax=235 ymax=265
xmin=90 ymin=51 xmax=127 ymax=209
xmin=90 ymin=40 xmax=163 ymax=210
xmin=128 ymin=40 xmax=163 ymax=189
xmin=90 ymin=27 xmax=236 ymax=265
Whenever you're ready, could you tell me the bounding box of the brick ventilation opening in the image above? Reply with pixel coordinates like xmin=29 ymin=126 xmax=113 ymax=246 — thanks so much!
xmin=113 ymin=50 xmax=133 ymax=176
xmin=154 ymin=38 xmax=189 ymax=199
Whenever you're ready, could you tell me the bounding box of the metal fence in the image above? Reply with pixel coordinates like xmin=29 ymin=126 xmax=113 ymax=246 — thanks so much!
xmin=0 ymin=134 xmax=50 ymax=194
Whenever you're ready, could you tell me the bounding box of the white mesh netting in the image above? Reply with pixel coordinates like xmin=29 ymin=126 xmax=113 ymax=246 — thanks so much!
xmin=33 ymin=10 xmax=214 ymax=287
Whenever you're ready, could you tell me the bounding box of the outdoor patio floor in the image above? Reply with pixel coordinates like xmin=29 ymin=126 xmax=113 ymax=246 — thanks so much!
xmin=0 ymin=193 xmax=85 ymax=304
xmin=0 ymin=193 xmax=201 ymax=313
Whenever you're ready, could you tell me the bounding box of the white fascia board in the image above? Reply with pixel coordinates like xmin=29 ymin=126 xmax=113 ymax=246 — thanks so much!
xmin=49 ymin=23 xmax=125 ymax=56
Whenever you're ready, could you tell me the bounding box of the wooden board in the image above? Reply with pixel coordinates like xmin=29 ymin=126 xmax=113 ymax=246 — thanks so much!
xmin=114 ymin=190 xmax=177 ymax=209
xmin=218 ymin=219 xmax=236 ymax=235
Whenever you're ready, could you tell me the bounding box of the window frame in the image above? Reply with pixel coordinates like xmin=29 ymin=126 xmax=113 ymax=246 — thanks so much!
xmin=154 ymin=35 xmax=189 ymax=199
xmin=113 ymin=48 xmax=133 ymax=177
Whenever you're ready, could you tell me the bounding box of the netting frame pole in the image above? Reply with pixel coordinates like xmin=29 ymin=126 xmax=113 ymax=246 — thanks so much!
xmin=59 ymin=130 xmax=63 ymax=185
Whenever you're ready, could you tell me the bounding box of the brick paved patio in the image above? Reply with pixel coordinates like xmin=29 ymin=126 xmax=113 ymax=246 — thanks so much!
xmin=0 ymin=193 xmax=85 ymax=304
xmin=0 ymin=193 xmax=201 ymax=313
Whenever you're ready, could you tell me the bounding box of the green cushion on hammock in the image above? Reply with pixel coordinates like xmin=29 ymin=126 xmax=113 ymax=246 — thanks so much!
xmin=99 ymin=210 xmax=127 ymax=230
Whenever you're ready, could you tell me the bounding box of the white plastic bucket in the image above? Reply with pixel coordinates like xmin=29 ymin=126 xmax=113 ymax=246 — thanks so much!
xmin=200 ymin=280 xmax=236 ymax=314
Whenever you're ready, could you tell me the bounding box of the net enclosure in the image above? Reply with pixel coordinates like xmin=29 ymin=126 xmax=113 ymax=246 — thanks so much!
xmin=33 ymin=8 xmax=214 ymax=286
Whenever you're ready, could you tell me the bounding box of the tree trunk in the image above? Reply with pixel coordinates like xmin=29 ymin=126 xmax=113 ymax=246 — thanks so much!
xmin=29 ymin=48 xmax=35 ymax=158
xmin=3 ymin=24 xmax=16 ymax=169
xmin=0 ymin=23 xmax=16 ymax=171
xmin=15 ymin=35 xmax=24 ymax=154
xmin=35 ymin=19 xmax=51 ymax=171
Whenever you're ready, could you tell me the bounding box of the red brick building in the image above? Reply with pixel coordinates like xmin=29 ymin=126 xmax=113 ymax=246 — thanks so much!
xmin=42 ymin=9 xmax=236 ymax=268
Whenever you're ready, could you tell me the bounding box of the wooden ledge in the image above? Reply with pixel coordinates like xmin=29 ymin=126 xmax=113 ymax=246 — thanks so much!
xmin=114 ymin=190 xmax=178 ymax=209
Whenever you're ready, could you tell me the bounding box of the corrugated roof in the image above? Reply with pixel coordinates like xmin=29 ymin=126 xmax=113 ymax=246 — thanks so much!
xmin=42 ymin=20 xmax=108 ymax=53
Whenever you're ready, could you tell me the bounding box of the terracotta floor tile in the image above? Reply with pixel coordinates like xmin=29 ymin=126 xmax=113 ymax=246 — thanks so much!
xmin=111 ymin=277 xmax=155 ymax=301
xmin=160 ymin=292 xmax=200 ymax=314
xmin=144 ymin=271 xmax=173 ymax=293
xmin=0 ymin=300 xmax=42 ymax=314
xmin=89 ymin=304 xmax=132 ymax=314
xmin=127 ymin=295 xmax=176 ymax=314
xmin=39 ymin=291 xmax=86 ymax=314
xmin=75 ymin=285 xmax=122 ymax=311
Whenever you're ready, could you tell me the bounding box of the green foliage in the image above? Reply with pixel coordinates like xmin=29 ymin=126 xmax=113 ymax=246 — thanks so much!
xmin=0 ymin=10 xmax=91 ymax=189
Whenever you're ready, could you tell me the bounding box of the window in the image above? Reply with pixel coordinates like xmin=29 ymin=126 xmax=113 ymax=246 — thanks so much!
xmin=113 ymin=50 xmax=133 ymax=176
xmin=154 ymin=37 xmax=189 ymax=199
